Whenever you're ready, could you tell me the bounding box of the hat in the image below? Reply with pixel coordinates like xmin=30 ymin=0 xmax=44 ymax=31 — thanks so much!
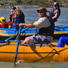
xmin=37 ymin=7 xmax=47 ymax=12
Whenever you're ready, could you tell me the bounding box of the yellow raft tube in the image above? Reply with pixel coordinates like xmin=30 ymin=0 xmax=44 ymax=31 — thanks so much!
xmin=0 ymin=41 xmax=68 ymax=63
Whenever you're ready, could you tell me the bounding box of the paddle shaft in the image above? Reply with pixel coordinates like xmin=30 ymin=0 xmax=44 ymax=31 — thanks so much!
xmin=14 ymin=26 xmax=21 ymax=67
xmin=15 ymin=27 xmax=29 ymax=58
xmin=14 ymin=27 xmax=29 ymax=66
xmin=5 ymin=33 xmax=18 ymax=42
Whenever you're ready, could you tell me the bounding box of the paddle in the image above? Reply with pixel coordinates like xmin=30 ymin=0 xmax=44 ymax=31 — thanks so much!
xmin=5 ymin=32 xmax=18 ymax=42
xmin=14 ymin=27 xmax=28 ymax=67
xmin=14 ymin=26 xmax=22 ymax=67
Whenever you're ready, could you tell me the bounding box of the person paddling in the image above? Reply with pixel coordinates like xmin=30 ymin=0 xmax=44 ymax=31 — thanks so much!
xmin=19 ymin=7 xmax=54 ymax=44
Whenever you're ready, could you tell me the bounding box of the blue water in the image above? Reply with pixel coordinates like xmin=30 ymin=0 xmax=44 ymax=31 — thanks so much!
xmin=0 ymin=5 xmax=68 ymax=68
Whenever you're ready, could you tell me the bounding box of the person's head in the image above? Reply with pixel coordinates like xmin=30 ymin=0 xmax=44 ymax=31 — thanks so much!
xmin=37 ymin=7 xmax=47 ymax=18
xmin=0 ymin=16 xmax=6 ymax=23
xmin=14 ymin=9 xmax=21 ymax=15
xmin=53 ymin=2 xmax=59 ymax=9
xmin=13 ymin=9 xmax=21 ymax=18
xmin=11 ymin=7 xmax=16 ymax=14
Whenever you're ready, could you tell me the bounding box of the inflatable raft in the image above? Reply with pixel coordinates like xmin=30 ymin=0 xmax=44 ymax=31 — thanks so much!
xmin=0 ymin=40 xmax=68 ymax=63
xmin=0 ymin=25 xmax=68 ymax=39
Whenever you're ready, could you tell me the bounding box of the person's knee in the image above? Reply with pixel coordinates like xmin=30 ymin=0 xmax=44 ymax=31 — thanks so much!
xmin=59 ymin=36 xmax=64 ymax=41
xmin=24 ymin=38 xmax=31 ymax=44
xmin=57 ymin=36 xmax=65 ymax=47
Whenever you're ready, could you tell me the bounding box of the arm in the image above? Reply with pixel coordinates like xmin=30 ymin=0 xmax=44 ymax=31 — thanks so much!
xmin=19 ymin=23 xmax=35 ymax=28
xmin=52 ymin=13 xmax=58 ymax=19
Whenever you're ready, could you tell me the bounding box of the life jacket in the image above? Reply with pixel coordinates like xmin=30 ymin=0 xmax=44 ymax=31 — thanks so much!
xmin=37 ymin=20 xmax=54 ymax=36
xmin=1 ymin=22 xmax=8 ymax=28
xmin=20 ymin=12 xmax=25 ymax=23
xmin=49 ymin=8 xmax=61 ymax=22
xmin=9 ymin=14 xmax=13 ymax=21
xmin=14 ymin=15 xmax=22 ymax=24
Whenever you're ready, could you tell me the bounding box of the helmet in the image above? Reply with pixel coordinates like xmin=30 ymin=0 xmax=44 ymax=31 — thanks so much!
xmin=54 ymin=2 xmax=59 ymax=6
xmin=54 ymin=2 xmax=59 ymax=8
xmin=0 ymin=17 xmax=6 ymax=22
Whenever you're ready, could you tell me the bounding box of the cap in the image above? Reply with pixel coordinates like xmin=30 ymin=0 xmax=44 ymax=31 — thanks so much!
xmin=37 ymin=7 xmax=47 ymax=12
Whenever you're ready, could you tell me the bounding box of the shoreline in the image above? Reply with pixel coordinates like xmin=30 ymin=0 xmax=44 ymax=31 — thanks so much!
xmin=0 ymin=0 xmax=68 ymax=7
xmin=0 ymin=4 xmax=68 ymax=9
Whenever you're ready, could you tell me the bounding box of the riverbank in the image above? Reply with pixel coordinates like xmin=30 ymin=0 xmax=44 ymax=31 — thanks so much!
xmin=0 ymin=0 xmax=68 ymax=7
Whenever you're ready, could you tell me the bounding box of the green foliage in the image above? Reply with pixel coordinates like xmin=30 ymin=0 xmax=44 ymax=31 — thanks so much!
xmin=11 ymin=0 xmax=22 ymax=4
xmin=0 ymin=0 xmax=68 ymax=7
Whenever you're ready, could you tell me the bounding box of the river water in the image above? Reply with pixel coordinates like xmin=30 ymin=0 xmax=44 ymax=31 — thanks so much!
xmin=0 ymin=5 xmax=68 ymax=68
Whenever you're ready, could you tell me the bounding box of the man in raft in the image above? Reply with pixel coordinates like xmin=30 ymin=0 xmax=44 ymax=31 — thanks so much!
xmin=19 ymin=7 xmax=54 ymax=44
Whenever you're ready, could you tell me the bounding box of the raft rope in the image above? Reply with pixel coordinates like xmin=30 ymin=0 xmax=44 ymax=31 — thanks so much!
xmin=48 ymin=43 xmax=59 ymax=54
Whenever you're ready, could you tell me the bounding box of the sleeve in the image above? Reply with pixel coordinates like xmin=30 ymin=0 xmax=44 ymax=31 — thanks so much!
xmin=33 ymin=17 xmax=50 ymax=29
xmin=54 ymin=9 xmax=58 ymax=14
xmin=33 ymin=18 xmax=43 ymax=27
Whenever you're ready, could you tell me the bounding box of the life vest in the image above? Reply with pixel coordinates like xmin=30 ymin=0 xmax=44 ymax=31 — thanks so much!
xmin=20 ymin=12 xmax=25 ymax=23
xmin=9 ymin=14 xmax=13 ymax=21
xmin=49 ymin=8 xmax=61 ymax=22
xmin=37 ymin=25 xmax=54 ymax=36
xmin=14 ymin=15 xmax=22 ymax=24
xmin=1 ymin=22 xmax=8 ymax=28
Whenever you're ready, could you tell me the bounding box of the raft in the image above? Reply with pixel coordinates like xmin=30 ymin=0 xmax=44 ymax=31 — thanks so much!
xmin=0 ymin=25 xmax=68 ymax=39
xmin=0 ymin=27 xmax=36 ymax=40
xmin=54 ymin=25 xmax=68 ymax=39
xmin=0 ymin=40 xmax=68 ymax=63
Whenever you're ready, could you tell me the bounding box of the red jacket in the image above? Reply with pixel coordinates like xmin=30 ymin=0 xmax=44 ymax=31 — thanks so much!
xmin=1 ymin=22 xmax=8 ymax=28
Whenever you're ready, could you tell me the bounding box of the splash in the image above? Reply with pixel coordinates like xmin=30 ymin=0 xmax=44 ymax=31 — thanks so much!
xmin=15 ymin=59 xmax=24 ymax=64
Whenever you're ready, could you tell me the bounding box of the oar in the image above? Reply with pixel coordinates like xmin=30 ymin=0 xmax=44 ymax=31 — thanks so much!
xmin=5 ymin=32 xmax=18 ymax=42
xmin=14 ymin=27 xmax=28 ymax=66
xmin=14 ymin=26 xmax=22 ymax=67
